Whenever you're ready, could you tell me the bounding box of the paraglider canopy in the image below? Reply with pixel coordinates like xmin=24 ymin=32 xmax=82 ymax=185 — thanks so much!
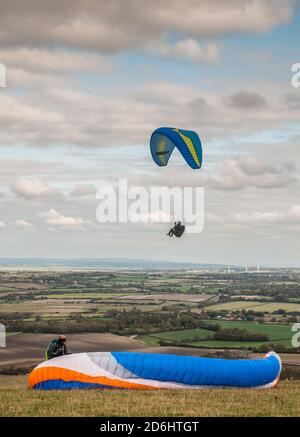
xmin=150 ymin=127 xmax=202 ymax=169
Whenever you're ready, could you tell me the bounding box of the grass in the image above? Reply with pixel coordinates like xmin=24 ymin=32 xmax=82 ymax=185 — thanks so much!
xmin=142 ymin=328 xmax=213 ymax=346
xmin=205 ymin=301 xmax=300 ymax=313
xmin=190 ymin=339 xmax=293 ymax=348
xmin=141 ymin=322 xmax=293 ymax=348
xmin=140 ymin=335 xmax=161 ymax=346
xmin=206 ymin=320 xmax=292 ymax=340
xmin=0 ymin=286 xmax=19 ymax=292
xmin=0 ymin=382 xmax=298 ymax=416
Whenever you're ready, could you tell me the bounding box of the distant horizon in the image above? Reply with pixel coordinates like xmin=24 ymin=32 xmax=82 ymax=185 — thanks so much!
xmin=0 ymin=257 xmax=299 ymax=269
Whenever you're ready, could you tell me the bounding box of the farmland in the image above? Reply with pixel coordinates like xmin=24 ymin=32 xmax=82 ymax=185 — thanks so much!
xmin=205 ymin=301 xmax=300 ymax=313
xmin=0 ymin=267 xmax=299 ymax=420
xmin=0 ymin=268 xmax=299 ymax=372
xmin=141 ymin=321 xmax=293 ymax=348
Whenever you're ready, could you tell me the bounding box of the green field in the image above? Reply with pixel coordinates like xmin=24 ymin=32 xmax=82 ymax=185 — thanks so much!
xmin=0 ymin=382 xmax=298 ymax=416
xmin=142 ymin=321 xmax=293 ymax=349
xmin=191 ymin=339 xmax=292 ymax=348
xmin=207 ymin=320 xmax=292 ymax=339
xmin=0 ymin=286 xmax=19 ymax=292
xmin=143 ymin=328 xmax=213 ymax=344
xmin=205 ymin=301 xmax=300 ymax=313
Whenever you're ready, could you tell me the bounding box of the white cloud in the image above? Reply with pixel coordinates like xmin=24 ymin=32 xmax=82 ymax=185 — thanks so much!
xmin=149 ymin=39 xmax=220 ymax=64
xmin=11 ymin=178 xmax=63 ymax=201
xmin=15 ymin=219 xmax=34 ymax=229
xmin=0 ymin=48 xmax=112 ymax=75
xmin=0 ymin=221 xmax=7 ymax=228
xmin=129 ymin=209 xmax=173 ymax=223
xmin=206 ymin=212 xmax=224 ymax=225
xmin=234 ymin=205 xmax=300 ymax=225
xmin=38 ymin=208 xmax=90 ymax=230
xmin=69 ymin=184 xmax=97 ymax=197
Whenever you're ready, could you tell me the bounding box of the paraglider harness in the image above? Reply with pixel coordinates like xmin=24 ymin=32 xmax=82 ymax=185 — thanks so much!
xmin=167 ymin=222 xmax=185 ymax=238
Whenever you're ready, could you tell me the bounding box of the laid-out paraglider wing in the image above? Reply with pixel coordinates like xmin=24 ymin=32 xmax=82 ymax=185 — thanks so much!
xmin=28 ymin=351 xmax=281 ymax=390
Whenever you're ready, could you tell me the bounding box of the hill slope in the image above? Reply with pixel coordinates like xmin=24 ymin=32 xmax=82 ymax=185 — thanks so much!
xmin=0 ymin=381 xmax=298 ymax=416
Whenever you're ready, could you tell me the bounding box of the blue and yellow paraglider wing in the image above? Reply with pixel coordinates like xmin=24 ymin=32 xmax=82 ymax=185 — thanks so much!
xmin=150 ymin=127 xmax=202 ymax=169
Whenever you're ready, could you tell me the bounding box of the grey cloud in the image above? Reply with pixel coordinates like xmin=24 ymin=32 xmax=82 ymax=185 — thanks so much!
xmin=0 ymin=1 xmax=294 ymax=53
xmin=205 ymin=157 xmax=298 ymax=191
xmin=237 ymin=156 xmax=280 ymax=176
xmin=284 ymin=93 xmax=300 ymax=110
xmin=2 ymin=81 xmax=299 ymax=150
xmin=127 ymin=155 xmax=298 ymax=192
xmin=0 ymin=48 xmax=113 ymax=76
xmin=226 ymin=91 xmax=267 ymax=110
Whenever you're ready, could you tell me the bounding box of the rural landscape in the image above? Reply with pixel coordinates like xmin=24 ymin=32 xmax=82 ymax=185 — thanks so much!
xmin=1 ymin=264 xmax=299 ymax=416
xmin=0 ymin=0 xmax=300 ymax=424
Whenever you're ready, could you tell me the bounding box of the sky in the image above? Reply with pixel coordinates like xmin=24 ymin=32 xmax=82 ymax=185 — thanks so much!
xmin=0 ymin=0 xmax=300 ymax=266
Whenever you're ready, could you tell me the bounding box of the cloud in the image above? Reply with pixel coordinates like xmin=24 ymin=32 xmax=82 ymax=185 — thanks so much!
xmin=205 ymin=157 xmax=298 ymax=191
xmin=15 ymin=219 xmax=34 ymax=229
xmin=284 ymin=93 xmax=300 ymax=110
xmin=1 ymin=78 xmax=299 ymax=149
xmin=205 ymin=212 xmax=224 ymax=225
xmin=0 ymin=1 xmax=294 ymax=54
xmin=226 ymin=91 xmax=267 ymax=110
xmin=0 ymin=48 xmax=112 ymax=75
xmin=38 ymin=208 xmax=90 ymax=230
xmin=0 ymin=221 xmax=7 ymax=228
xmin=11 ymin=178 xmax=63 ymax=200
xmin=69 ymin=183 xmax=97 ymax=197
xmin=234 ymin=205 xmax=300 ymax=225
xmin=149 ymin=39 xmax=220 ymax=64
xmin=129 ymin=209 xmax=173 ymax=223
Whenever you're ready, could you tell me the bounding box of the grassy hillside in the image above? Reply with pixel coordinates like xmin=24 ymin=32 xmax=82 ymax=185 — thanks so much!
xmin=0 ymin=381 xmax=299 ymax=416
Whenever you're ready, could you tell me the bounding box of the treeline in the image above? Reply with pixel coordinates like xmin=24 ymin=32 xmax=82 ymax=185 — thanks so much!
xmin=3 ymin=309 xmax=220 ymax=336
xmin=213 ymin=328 xmax=269 ymax=342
